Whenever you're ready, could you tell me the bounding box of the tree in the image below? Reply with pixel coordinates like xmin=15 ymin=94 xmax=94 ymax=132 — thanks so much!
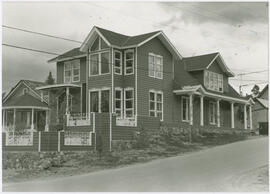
xmin=251 ymin=84 xmax=260 ymax=98
xmin=45 ymin=71 xmax=55 ymax=85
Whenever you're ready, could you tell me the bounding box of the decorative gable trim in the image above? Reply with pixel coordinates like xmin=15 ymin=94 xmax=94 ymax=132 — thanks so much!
xmin=206 ymin=53 xmax=235 ymax=77
xmin=3 ymin=80 xmax=44 ymax=104
xmin=80 ymin=27 xmax=111 ymax=52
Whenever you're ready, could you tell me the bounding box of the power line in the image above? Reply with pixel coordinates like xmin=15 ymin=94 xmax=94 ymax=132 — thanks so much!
xmin=236 ymin=70 xmax=268 ymax=76
xmin=2 ymin=43 xmax=60 ymax=56
xmin=2 ymin=25 xmax=83 ymax=44
xmin=231 ymin=79 xmax=268 ymax=82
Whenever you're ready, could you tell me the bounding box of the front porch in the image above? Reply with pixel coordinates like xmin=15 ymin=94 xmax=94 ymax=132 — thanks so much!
xmin=174 ymin=86 xmax=253 ymax=130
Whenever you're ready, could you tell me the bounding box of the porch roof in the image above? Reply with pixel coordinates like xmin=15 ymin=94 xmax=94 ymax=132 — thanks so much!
xmin=173 ymin=85 xmax=252 ymax=104
xmin=3 ymin=93 xmax=49 ymax=109
xmin=36 ymin=83 xmax=81 ymax=90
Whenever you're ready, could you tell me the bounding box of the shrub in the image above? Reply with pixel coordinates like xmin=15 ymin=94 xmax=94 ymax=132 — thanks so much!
xmin=132 ymin=127 xmax=150 ymax=149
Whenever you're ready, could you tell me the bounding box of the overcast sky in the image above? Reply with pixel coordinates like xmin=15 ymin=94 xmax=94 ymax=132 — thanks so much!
xmin=2 ymin=1 xmax=269 ymax=95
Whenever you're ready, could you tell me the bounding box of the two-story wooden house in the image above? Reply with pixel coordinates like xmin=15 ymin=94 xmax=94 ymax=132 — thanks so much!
xmin=2 ymin=26 xmax=254 ymax=151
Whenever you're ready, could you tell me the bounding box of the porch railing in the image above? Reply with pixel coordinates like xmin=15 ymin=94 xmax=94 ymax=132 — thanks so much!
xmin=64 ymin=131 xmax=92 ymax=146
xmin=116 ymin=116 xmax=137 ymax=127
xmin=67 ymin=113 xmax=91 ymax=126
xmin=5 ymin=132 xmax=33 ymax=146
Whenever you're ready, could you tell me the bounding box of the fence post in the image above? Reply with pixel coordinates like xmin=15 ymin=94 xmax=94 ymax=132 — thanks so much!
xmin=38 ymin=131 xmax=41 ymax=152
xmin=189 ymin=127 xmax=192 ymax=143
xmin=58 ymin=131 xmax=61 ymax=152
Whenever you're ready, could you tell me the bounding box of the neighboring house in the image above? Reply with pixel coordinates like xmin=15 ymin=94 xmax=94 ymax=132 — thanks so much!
xmin=2 ymin=80 xmax=49 ymax=132
xmin=2 ymin=26 xmax=255 ymax=151
xmin=252 ymin=85 xmax=268 ymax=131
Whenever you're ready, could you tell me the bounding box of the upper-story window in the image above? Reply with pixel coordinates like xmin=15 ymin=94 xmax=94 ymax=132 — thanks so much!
xmin=204 ymin=70 xmax=223 ymax=92
xmin=114 ymin=50 xmax=122 ymax=75
xmin=124 ymin=50 xmax=134 ymax=75
xmin=22 ymin=88 xmax=28 ymax=95
xmin=64 ymin=59 xmax=80 ymax=83
xmin=90 ymin=52 xmax=110 ymax=76
xmin=148 ymin=53 xmax=163 ymax=79
xmin=90 ymin=36 xmax=108 ymax=52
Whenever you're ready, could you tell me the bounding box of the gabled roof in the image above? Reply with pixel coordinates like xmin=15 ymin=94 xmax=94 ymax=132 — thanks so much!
xmin=3 ymin=93 xmax=48 ymax=108
xmin=79 ymin=26 xmax=182 ymax=59
xmin=48 ymin=48 xmax=86 ymax=63
xmin=3 ymin=80 xmax=46 ymax=103
xmin=256 ymin=98 xmax=268 ymax=109
xmin=184 ymin=52 xmax=234 ymax=77
xmin=258 ymin=84 xmax=268 ymax=98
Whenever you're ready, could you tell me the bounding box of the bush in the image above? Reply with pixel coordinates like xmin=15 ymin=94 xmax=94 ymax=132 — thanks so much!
xmin=132 ymin=127 xmax=150 ymax=149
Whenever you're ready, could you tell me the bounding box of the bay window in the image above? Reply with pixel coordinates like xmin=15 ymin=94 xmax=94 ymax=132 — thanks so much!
xmin=148 ymin=53 xmax=163 ymax=79
xmin=149 ymin=90 xmax=163 ymax=120
xmin=182 ymin=96 xmax=190 ymax=122
xmin=115 ymin=89 xmax=122 ymax=118
xmin=124 ymin=50 xmax=134 ymax=75
xmin=124 ymin=88 xmax=134 ymax=118
xmin=114 ymin=50 xmax=122 ymax=75
xmin=204 ymin=70 xmax=223 ymax=92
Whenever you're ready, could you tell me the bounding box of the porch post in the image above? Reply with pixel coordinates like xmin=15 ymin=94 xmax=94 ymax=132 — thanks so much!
xmin=31 ymin=108 xmax=34 ymax=130
xmin=200 ymin=95 xmax=204 ymax=126
xmin=189 ymin=94 xmax=193 ymax=125
xmin=217 ymin=99 xmax=220 ymax=127
xmin=66 ymin=87 xmax=70 ymax=115
xmin=249 ymin=105 xmax=253 ymax=130
xmin=231 ymin=102 xmax=235 ymax=129
xmin=3 ymin=109 xmax=5 ymax=130
xmin=244 ymin=104 xmax=247 ymax=129
xmin=13 ymin=108 xmax=16 ymax=131
xmin=45 ymin=110 xmax=49 ymax=132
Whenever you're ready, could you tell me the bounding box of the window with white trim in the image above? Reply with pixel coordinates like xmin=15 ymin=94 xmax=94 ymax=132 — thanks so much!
xmin=204 ymin=70 xmax=223 ymax=92
xmin=90 ymin=51 xmax=110 ymax=76
xmin=115 ymin=89 xmax=122 ymax=118
xmin=124 ymin=50 xmax=134 ymax=75
xmin=149 ymin=90 xmax=163 ymax=121
xmin=148 ymin=53 xmax=163 ymax=79
xmin=114 ymin=50 xmax=122 ymax=75
xmin=182 ymin=96 xmax=190 ymax=122
xmin=124 ymin=88 xmax=134 ymax=118
xmin=64 ymin=59 xmax=80 ymax=83
xmin=90 ymin=89 xmax=110 ymax=113
xmin=209 ymin=101 xmax=217 ymax=125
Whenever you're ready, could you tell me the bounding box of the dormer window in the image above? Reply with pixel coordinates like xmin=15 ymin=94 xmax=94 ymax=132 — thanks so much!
xmin=64 ymin=59 xmax=80 ymax=83
xmin=204 ymin=70 xmax=223 ymax=92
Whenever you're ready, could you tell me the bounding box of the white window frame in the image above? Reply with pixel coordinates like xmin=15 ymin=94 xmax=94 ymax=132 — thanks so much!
xmin=22 ymin=88 xmax=28 ymax=95
xmin=149 ymin=90 xmax=163 ymax=121
xmin=89 ymin=87 xmax=111 ymax=113
xmin=115 ymin=88 xmax=123 ymax=118
xmin=124 ymin=50 xmax=134 ymax=75
xmin=181 ymin=96 xmax=190 ymax=122
xmin=204 ymin=70 xmax=223 ymax=92
xmin=64 ymin=59 xmax=80 ymax=83
xmin=124 ymin=88 xmax=134 ymax=118
xmin=148 ymin=53 xmax=163 ymax=79
xmin=209 ymin=101 xmax=217 ymax=125
xmin=114 ymin=50 xmax=122 ymax=75
xmin=89 ymin=51 xmax=110 ymax=76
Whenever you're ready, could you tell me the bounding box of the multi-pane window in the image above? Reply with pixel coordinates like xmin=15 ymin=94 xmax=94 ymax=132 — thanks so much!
xmin=124 ymin=88 xmax=134 ymax=118
xmin=90 ymin=89 xmax=110 ymax=113
xmin=204 ymin=70 xmax=223 ymax=92
xmin=64 ymin=59 xmax=80 ymax=83
xmin=115 ymin=89 xmax=122 ymax=118
xmin=182 ymin=96 xmax=190 ymax=122
xmin=148 ymin=53 xmax=163 ymax=79
xmin=90 ymin=36 xmax=109 ymax=51
xmin=209 ymin=101 xmax=217 ymax=125
xmin=90 ymin=52 xmax=110 ymax=76
xmin=114 ymin=51 xmax=122 ymax=75
xmin=149 ymin=91 xmax=163 ymax=121
xmin=125 ymin=50 xmax=134 ymax=75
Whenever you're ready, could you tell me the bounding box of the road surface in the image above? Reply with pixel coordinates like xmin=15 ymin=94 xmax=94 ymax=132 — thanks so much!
xmin=3 ymin=137 xmax=268 ymax=192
